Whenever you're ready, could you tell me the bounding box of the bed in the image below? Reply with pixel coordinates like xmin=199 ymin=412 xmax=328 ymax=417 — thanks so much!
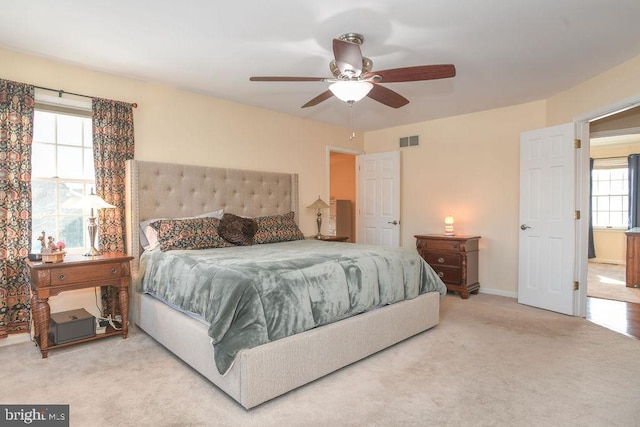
xmin=125 ymin=159 xmax=445 ymax=409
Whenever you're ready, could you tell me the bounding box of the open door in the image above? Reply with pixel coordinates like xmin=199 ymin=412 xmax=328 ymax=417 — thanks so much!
xmin=356 ymin=151 xmax=400 ymax=246
xmin=518 ymin=123 xmax=577 ymax=315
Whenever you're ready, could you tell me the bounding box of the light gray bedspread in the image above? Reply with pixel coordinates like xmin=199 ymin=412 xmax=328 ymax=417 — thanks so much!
xmin=138 ymin=239 xmax=446 ymax=374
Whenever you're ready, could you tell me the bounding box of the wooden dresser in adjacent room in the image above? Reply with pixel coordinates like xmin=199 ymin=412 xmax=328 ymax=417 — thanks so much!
xmin=625 ymin=228 xmax=640 ymax=288
xmin=415 ymin=234 xmax=481 ymax=299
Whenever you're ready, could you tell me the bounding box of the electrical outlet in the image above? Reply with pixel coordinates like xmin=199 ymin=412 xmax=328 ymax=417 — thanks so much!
xmin=96 ymin=319 xmax=108 ymax=334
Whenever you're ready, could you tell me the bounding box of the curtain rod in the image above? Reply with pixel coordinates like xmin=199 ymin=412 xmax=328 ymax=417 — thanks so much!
xmin=33 ymin=85 xmax=137 ymax=108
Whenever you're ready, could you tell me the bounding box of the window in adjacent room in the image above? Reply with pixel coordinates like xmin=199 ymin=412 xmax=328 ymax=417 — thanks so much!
xmin=591 ymin=157 xmax=628 ymax=229
xmin=31 ymin=105 xmax=94 ymax=254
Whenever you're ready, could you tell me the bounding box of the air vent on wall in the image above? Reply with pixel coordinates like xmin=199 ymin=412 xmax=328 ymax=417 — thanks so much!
xmin=399 ymin=135 xmax=420 ymax=148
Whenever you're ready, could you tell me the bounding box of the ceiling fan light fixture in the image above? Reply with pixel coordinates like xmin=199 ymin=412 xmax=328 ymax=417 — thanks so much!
xmin=329 ymin=81 xmax=373 ymax=103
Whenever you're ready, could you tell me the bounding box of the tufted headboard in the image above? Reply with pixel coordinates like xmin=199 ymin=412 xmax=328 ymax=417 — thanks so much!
xmin=125 ymin=160 xmax=299 ymax=267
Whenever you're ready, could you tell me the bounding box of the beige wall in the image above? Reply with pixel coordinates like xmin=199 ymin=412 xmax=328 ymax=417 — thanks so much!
xmin=364 ymin=53 xmax=640 ymax=296
xmin=1 ymin=46 xmax=362 ymax=314
xmin=0 ymin=47 xmax=362 ymax=233
xmin=364 ymin=101 xmax=546 ymax=295
xmin=4 ymin=44 xmax=640 ymax=301
xmin=546 ymin=55 xmax=640 ymax=125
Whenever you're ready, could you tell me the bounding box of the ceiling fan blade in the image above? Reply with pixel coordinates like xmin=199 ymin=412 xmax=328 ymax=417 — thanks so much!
xmin=366 ymin=64 xmax=456 ymax=83
xmin=366 ymin=84 xmax=409 ymax=108
xmin=333 ymin=38 xmax=363 ymax=77
xmin=250 ymin=76 xmax=329 ymax=82
xmin=301 ymin=90 xmax=334 ymax=108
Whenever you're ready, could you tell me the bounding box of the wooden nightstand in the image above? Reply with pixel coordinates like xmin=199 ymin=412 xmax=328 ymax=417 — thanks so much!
xmin=307 ymin=235 xmax=350 ymax=242
xmin=26 ymin=252 xmax=133 ymax=358
xmin=316 ymin=235 xmax=349 ymax=242
xmin=415 ymin=234 xmax=481 ymax=299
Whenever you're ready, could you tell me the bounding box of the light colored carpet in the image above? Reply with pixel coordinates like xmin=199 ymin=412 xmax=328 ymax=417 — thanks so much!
xmin=587 ymin=262 xmax=640 ymax=304
xmin=2 ymin=294 xmax=640 ymax=426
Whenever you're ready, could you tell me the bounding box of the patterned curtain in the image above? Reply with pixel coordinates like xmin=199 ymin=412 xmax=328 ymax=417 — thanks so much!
xmin=92 ymin=98 xmax=135 ymax=254
xmin=0 ymin=79 xmax=34 ymax=337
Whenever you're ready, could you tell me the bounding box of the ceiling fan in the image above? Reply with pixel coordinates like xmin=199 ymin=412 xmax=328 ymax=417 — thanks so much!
xmin=250 ymin=33 xmax=456 ymax=109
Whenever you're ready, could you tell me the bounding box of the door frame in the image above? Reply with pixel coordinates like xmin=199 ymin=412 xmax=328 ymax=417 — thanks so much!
xmin=575 ymin=92 xmax=640 ymax=317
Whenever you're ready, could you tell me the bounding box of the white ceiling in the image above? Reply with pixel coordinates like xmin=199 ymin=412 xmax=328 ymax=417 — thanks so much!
xmin=2 ymin=0 xmax=640 ymax=132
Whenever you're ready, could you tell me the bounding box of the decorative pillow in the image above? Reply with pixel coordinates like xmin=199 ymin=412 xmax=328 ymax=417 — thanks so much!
xmin=253 ymin=211 xmax=305 ymax=244
xmin=218 ymin=213 xmax=258 ymax=246
xmin=150 ymin=217 xmax=233 ymax=251
xmin=140 ymin=209 xmax=224 ymax=250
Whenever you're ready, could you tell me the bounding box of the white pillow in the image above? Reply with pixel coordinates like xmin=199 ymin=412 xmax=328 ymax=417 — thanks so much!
xmin=139 ymin=209 xmax=224 ymax=251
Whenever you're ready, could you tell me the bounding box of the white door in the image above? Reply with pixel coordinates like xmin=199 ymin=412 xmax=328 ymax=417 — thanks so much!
xmin=357 ymin=151 xmax=401 ymax=246
xmin=518 ymin=123 xmax=577 ymax=315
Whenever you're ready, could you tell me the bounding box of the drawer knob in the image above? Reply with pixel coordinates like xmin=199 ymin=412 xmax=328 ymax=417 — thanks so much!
xmin=111 ymin=268 xmax=118 ymax=275
xmin=438 ymin=271 xmax=444 ymax=278
xmin=438 ymin=257 xmax=445 ymax=263
xmin=58 ymin=274 xmax=65 ymax=281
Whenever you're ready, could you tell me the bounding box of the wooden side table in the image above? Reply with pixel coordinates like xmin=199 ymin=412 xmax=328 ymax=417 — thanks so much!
xmin=625 ymin=228 xmax=640 ymax=288
xmin=315 ymin=235 xmax=350 ymax=242
xmin=27 ymin=252 xmax=133 ymax=358
xmin=306 ymin=235 xmax=350 ymax=242
xmin=415 ymin=234 xmax=481 ymax=299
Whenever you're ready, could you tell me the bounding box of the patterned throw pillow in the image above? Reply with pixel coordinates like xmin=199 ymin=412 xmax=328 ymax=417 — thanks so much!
xmin=150 ymin=217 xmax=233 ymax=251
xmin=218 ymin=213 xmax=258 ymax=246
xmin=253 ymin=211 xmax=305 ymax=244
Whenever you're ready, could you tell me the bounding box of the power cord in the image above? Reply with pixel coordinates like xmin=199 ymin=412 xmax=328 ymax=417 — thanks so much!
xmin=94 ymin=287 xmax=123 ymax=330
xmin=95 ymin=314 xmax=122 ymax=331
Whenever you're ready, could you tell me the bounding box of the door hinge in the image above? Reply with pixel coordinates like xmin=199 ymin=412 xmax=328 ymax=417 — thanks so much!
xmin=573 ymin=281 xmax=579 ymax=291
xmin=574 ymin=139 xmax=581 ymax=149
xmin=574 ymin=210 xmax=581 ymax=220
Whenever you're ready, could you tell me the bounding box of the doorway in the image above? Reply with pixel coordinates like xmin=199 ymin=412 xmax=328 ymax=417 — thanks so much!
xmin=587 ymin=107 xmax=640 ymax=305
xmin=577 ymin=99 xmax=640 ymax=318
xmin=327 ymin=147 xmax=360 ymax=242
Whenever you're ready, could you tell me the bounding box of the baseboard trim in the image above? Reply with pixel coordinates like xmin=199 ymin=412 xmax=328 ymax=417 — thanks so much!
xmin=589 ymin=259 xmax=625 ymax=265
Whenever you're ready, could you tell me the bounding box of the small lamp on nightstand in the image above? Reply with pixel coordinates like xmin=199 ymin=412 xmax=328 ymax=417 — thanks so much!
xmin=444 ymin=216 xmax=455 ymax=236
xmin=307 ymin=196 xmax=330 ymax=238
xmin=75 ymin=189 xmax=115 ymax=256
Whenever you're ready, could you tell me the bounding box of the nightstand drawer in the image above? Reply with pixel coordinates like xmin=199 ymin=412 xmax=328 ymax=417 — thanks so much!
xmin=419 ymin=239 xmax=462 ymax=252
xmin=51 ymin=263 xmax=123 ymax=285
xmin=423 ymin=251 xmax=461 ymax=268
xmin=431 ymin=266 xmax=461 ymax=285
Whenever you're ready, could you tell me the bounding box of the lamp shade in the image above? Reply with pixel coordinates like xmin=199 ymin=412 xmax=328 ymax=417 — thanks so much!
xmin=307 ymin=196 xmax=330 ymax=210
xmin=329 ymin=81 xmax=373 ymax=103
xmin=74 ymin=192 xmax=116 ymax=211
xmin=73 ymin=190 xmax=115 ymax=257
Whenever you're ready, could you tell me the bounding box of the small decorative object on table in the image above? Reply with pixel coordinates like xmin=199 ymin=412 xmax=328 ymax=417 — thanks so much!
xmin=38 ymin=230 xmax=66 ymax=263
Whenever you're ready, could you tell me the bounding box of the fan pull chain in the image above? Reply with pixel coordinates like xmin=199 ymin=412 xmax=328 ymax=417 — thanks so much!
xmin=348 ymin=100 xmax=355 ymax=140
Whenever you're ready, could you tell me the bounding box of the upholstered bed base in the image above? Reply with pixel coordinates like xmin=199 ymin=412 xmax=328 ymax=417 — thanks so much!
xmin=132 ymin=289 xmax=439 ymax=409
xmin=125 ymin=160 xmax=440 ymax=409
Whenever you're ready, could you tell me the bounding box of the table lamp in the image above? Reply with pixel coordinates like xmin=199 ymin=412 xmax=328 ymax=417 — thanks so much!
xmin=307 ymin=196 xmax=330 ymax=238
xmin=76 ymin=189 xmax=115 ymax=256
xmin=444 ymin=216 xmax=455 ymax=236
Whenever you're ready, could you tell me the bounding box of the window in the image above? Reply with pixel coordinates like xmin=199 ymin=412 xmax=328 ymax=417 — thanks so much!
xmin=591 ymin=157 xmax=628 ymax=229
xmin=31 ymin=108 xmax=94 ymax=254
